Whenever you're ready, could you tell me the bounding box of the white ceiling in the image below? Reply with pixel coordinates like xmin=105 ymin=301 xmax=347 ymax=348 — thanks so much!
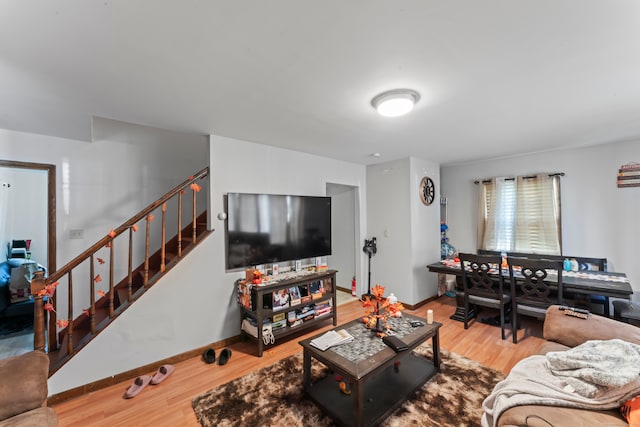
xmin=2 ymin=1 xmax=640 ymax=165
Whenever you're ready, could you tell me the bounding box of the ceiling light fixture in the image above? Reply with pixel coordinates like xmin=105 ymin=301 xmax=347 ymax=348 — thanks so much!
xmin=371 ymin=89 xmax=420 ymax=117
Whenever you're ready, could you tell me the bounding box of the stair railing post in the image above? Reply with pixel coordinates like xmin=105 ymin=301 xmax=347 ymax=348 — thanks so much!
xmin=161 ymin=202 xmax=167 ymax=273
xmin=67 ymin=270 xmax=74 ymax=355
xmin=127 ymin=227 xmax=133 ymax=301
xmin=177 ymin=191 xmax=183 ymax=257
xmin=89 ymin=254 xmax=96 ymax=334
xmin=31 ymin=271 xmax=46 ymax=352
xmin=109 ymin=239 xmax=115 ymax=317
xmin=192 ymin=187 xmax=197 ymax=244
xmin=144 ymin=214 xmax=151 ymax=287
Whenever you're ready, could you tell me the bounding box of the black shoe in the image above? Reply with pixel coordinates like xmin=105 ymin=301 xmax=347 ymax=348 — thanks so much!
xmin=218 ymin=348 xmax=232 ymax=365
xmin=203 ymin=348 xmax=216 ymax=364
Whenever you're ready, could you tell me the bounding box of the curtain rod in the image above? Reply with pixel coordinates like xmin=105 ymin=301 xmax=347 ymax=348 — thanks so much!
xmin=474 ymin=172 xmax=564 ymax=185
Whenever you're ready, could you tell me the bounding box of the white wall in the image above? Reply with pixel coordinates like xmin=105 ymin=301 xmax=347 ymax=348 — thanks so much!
xmin=409 ymin=157 xmax=441 ymax=303
xmin=48 ymin=134 xmax=367 ymax=394
xmin=441 ymin=139 xmax=640 ymax=298
xmin=366 ymin=157 xmax=440 ymax=305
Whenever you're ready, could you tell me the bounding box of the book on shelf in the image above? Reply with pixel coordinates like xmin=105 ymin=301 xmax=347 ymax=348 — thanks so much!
xmin=272 ymin=288 xmax=290 ymax=311
xmin=309 ymin=329 xmax=354 ymax=351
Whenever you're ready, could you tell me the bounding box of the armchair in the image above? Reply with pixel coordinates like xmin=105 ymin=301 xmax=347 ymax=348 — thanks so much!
xmin=0 ymin=350 xmax=58 ymax=426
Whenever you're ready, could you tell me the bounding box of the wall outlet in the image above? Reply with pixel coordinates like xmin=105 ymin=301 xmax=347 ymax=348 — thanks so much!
xmin=70 ymin=229 xmax=84 ymax=239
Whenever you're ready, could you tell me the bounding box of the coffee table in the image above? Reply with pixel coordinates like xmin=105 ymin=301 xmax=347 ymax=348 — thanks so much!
xmin=299 ymin=313 xmax=441 ymax=427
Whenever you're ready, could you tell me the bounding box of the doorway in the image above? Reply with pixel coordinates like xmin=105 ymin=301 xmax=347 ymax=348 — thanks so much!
xmin=326 ymin=183 xmax=359 ymax=295
xmin=0 ymin=160 xmax=56 ymax=359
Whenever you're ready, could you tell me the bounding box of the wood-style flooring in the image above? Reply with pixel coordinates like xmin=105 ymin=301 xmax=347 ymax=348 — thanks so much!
xmin=52 ymin=295 xmax=545 ymax=426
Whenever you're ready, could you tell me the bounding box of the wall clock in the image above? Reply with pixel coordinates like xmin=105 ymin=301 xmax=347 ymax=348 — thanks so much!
xmin=419 ymin=176 xmax=435 ymax=206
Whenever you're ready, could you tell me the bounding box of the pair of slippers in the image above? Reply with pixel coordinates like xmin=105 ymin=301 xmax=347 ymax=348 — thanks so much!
xmin=203 ymin=348 xmax=232 ymax=365
xmin=123 ymin=364 xmax=174 ymax=399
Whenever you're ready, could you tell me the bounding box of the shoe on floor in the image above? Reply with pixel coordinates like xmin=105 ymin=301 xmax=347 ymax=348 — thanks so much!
xmin=124 ymin=375 xmax=152 ymax=399
xmin=203 ymin=348 xmax=216 ymax=364
xmin=150 ymin=364 xmax=174 ymax=385
xmin=218 ymin=348 xmax=232 ymax=365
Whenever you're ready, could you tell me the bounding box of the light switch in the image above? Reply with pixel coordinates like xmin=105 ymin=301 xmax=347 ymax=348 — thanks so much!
xmin=70 ymin=229 xmax=84 ymax=239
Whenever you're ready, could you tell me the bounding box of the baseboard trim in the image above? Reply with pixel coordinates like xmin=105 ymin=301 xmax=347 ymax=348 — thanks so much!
xmin=47 ymin=335 xmax=241 ymax=406
xmin=402 ymin=294 xmax=439 ymax=311
xmin=336 ymin=285 xmax=352 ymax=294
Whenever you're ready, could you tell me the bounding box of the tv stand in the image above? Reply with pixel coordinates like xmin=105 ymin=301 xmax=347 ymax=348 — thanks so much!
xmin=237 ymin=270 xmax=337 ymax=357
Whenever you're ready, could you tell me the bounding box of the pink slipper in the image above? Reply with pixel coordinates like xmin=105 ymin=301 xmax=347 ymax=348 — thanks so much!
xmin=150 ymin=364 xmax=174 ymax=385
xmin=124 ymin=375 xmax=152 ymax=399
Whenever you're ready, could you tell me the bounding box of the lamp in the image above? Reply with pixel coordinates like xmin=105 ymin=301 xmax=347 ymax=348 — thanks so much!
xmin=371 ymin=89 xmax=420 ymax=117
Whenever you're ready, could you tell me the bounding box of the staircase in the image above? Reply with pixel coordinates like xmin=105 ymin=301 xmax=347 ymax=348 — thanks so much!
xmin=31 ymin=167 xmax=211 ymax=375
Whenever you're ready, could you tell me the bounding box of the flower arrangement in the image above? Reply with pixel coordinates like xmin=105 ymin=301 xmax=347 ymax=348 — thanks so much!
xmin=361 ymin=284 xmax=404 ymax=333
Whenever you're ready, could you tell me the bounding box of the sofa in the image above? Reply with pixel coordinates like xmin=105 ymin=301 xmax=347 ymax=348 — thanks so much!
xmin=494 ymin=305 xmax=640 ymax=426
xmin=0 ymin=350 xmax=58 ymax=426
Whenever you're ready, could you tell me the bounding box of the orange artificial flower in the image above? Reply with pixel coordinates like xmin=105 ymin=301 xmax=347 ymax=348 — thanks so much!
xmin=94 ymin=274 xmax=102 ymax=283
xmin=97 ymin=290 xmax=106 ymax=297
xmin=190 ymin=183 xmax=201 ymax=192
xmin=83 ymin=309 xmax=89 ymax=317
xmin=38 ymin=281 xmax=59 ymax=297
xmin=44 ymin=302 xmax=55 ymax=312
xmin=132 ymin=224 xmax=138 ymax=232
xmin=189 ymin=175 xmax=194 ymax=180
xmin=109 ymin=229 xmax=116 ymax=238
xmin=371 ymin=284 xmax=386 ymax=299
xmin=180 ymin=189 xmax=185 ymax=195
xmin=97 ymin=257 xmax=105 ymax=265
xmin=147 ymin=214 xmax=154 ymax=222
xmin=56 ymin=319 xmax=69 ymax=328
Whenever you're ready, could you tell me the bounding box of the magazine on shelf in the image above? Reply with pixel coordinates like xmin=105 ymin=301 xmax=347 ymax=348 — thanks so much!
xmin=309 ymin=329 xmax=354 ymax=351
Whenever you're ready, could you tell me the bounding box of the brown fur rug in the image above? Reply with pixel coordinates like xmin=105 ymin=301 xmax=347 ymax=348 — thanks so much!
xmin=192 ymin=346 xmax=504 ymax=427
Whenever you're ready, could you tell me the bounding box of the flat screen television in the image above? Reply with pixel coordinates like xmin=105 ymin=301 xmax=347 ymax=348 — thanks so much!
xmin=225 ymin=193 xmax=332 ymax=270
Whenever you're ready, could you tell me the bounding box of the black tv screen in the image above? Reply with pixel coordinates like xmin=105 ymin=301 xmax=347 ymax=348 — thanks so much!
xmin=225 ymin=193 xmax=332 ymax=270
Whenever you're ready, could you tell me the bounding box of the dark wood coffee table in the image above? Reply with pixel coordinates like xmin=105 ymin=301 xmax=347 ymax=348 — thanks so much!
xmin=299 ymin=313 xmax=441 ymax=427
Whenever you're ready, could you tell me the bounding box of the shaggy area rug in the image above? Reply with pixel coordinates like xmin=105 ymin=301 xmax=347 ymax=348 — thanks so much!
xmin=192 ymin=345 xmax=504 ymax=427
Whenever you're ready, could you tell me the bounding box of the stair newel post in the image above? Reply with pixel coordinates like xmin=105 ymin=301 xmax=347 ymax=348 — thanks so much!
xmin=144 ymin=214 xmax=151 ymax=288
xmin=67 ymin=270 xmax=74 ymax=355
xmin=109 ymin=238 xmax=115 ymax=318
xmin=177 ymin=191 xmax=183 ymax=257
xmin=30 ymin=271 xmax=46 ymax=352
xmin=192 ymin=185 xmax=197 ymax=244
xmin=127 ymin=227 xmax=133 ymax=302
xmin=161 ymin=202 xmax=167 ymax=273
xmin=89 ymin=254 xmax=96 ymax=334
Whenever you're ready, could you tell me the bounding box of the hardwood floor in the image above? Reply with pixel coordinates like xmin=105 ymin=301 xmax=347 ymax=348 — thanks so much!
xmin=52 ymin=295 xmax=545 ymax=426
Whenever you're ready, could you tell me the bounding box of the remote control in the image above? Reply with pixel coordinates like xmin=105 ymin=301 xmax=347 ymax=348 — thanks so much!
xmin=558 ymin=306 xmax=590 ymax=315
xmin=382 ymin=335 xmax=408 ymax=352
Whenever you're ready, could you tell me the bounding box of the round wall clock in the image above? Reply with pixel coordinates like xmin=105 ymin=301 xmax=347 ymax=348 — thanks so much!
xmin=419 ymin=176 xmax=435 ymax=206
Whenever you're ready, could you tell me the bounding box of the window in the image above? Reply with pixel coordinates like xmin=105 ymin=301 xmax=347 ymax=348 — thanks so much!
xmin=477 ymin=174 xmax=561 ymax=255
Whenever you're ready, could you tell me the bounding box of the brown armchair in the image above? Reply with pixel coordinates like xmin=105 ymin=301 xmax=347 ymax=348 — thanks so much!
xmin=0 ymin=350 xmax=58 ymax=427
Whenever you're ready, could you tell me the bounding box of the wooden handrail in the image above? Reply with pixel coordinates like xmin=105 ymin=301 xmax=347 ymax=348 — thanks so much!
xmin=42 ymin=167 xmax=209 ymax=356
xmin=46 ymin=167 xmax=208 ymax=284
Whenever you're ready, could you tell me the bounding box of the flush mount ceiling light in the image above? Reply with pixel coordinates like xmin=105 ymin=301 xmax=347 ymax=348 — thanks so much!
xmin=371 ymin=89 xmax=420 ymax=117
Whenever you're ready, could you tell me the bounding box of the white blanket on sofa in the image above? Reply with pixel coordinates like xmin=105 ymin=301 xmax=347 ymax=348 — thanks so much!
xmin=482 ymin=339 xmax=640 ymax=427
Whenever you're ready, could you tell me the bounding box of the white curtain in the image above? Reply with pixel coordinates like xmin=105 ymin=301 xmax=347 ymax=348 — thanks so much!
xmin=514 ymin=174 xmax=561 ymax=254
xmin=478 ymin=174 xmax=561 ymax=254
xmin=478 ymin=177 xmax=516 ymax=252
